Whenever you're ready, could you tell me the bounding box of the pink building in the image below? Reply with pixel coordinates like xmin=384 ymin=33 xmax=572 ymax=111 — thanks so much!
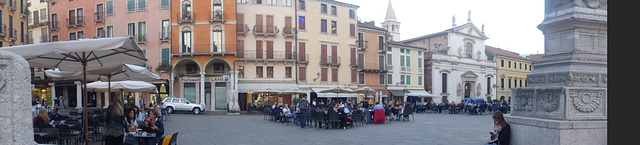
xmin=48 ymin=0 xmax=104 ymax=41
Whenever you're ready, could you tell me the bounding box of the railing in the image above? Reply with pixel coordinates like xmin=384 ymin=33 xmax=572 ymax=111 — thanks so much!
xmin=237 ymin=50 xmax=295 ymax=61
xmin=209 ymin=11 xmax=224 ymax=23
xmin=357 ymin=62 xmax=387 ymax=71
xmin=8 ymin=0 xmax=15 ymax=11
xmin=21 ymin=7 xmax=28 ymax=18
xmin=10 ymin=29 xmax=17 ymax=41
xmin=418 ymin=68 xmax=424 ymax=74
xmin=406 ymin=67 xmax=412 ymax=72
xmin=298 ymin=54 xmax=309 ymax=63
xmin=95 ymin=11 xmax=105 ymax=22
xmin=135 ymin=34 xmax=147 ymax=43
xmin=350 ymin=58 xmax=357 ymax=67
xmin=67 ymin=16 xmax=84 ymax=27
xmin=0 ymin=24 xmax=6 ymax=37
xmin=356 ymin=40 xmax=368 ymax=50
xmin=40 ymin=35 xmax=49 ymax=42
xmin=50 ymin=20 xmax=59 ymax=31
xmin=159 ymin=31 xmax=171 ymax=41
xmin=171 ymin=44 xmax=237 ymax=55
xmin=387 ymin=65 xmax=393 ymax=71
xmin=25 ymin=34 xmax=32 ymax=44
xmin=320 ymin=56 xmax=340 ymax=66
xmin=282 ymin=26 xmax=295 ymax=38
xmin=237 ymin=24 xmax=249 ymax=36
xmin=378 ymin=43 xmax=386 ymax=53
xmin=253 ymin=25 xmax=279 ymax=37
xmin=401 ymin=66 xmax=406 ymax=71
xmin=177 ymin=11 xmax=194 ymax=24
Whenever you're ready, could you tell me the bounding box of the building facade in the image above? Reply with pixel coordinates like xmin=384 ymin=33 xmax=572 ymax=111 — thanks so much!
xmin=486 ymin=45 xmax=533 ymax=102
xmin=27 ymin=0 xmax=48 ymax=45
xmin=403 ymin=22 xmax=496 ymax=103
xmin=355 ymin=20 xmax=389 ymax=103
xmin=296 ymin=0 xmax=359 ymax=102
xmin=235 ymin=0 xmax=297 ymax=109
xmin=170 ymin=0 xmax=237 ymax=111
xmin=386 ymin=41 xmax=428 ymax=103
xmin=104 ymin=0 xmax=172 ymax=107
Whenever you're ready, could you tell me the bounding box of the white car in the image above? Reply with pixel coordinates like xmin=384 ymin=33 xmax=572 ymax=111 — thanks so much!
xmin=162 ymin=97 xmax=206 ymax=115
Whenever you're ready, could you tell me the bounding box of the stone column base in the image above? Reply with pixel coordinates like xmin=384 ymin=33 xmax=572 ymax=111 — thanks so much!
xmin=505 ymin=115 xmax=607 ymax=145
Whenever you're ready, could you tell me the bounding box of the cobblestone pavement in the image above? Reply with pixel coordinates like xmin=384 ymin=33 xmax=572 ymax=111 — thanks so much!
xmin=162 ymin=111 xmax=496 ymax=145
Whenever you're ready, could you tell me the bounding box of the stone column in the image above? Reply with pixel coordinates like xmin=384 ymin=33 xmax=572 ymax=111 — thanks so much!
xmin=507 ymin=0 xmax=607 ymax=144
xmin=104 ymin=92 xmax=110 ymax=108
xmin=49 ymin=83 xmax=55 ymax=108
xmin=0 ymin=50 xmax=34 ymax=144
xmin=170 ymin=72 xmax=175 ymax=97
xmin=75 ymin=81 xmax=82 ymax=109
xmin=135 ymin=92 xmax=140 ymax=108
xmin=200 ymin=72 xmax=205 ymax=105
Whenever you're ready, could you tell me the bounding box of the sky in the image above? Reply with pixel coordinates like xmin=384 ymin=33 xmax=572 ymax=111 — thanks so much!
xmin=339 ymin=0 xmax=546 ymax=56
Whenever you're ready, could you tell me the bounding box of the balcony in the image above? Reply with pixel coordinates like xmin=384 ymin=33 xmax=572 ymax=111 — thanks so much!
xmin=21 ymin=8 xmax=28 ymax=19
xmin=350 ymin=59 xmax=357 ymax=68
xmin=159 ymin=31 xmax=171 ymax=42
xmin=282 ymin=26 xmax=295 ymax=38
xmin=237 ymin=50 xmax=296 ymax=62
xmin=418 ymin=68 xmax=424 ymax=74
xmin=401 ymin=66 xmax=406 ymax=72
xmin=171 ymin=44 xmax=237 ymax=57
xmin=0 ymin=24 xmax=6 ymax=37
xmin=357 ymin=62 xmax=387 ymax=72
xmin=177 ymin=11 xmax=194 ymax=24
xmin=236 ymin=24 xmax=249 ymax=36
xmin=50 ymin=20 xmax=59 ymax=31
xmin=406 ymin=66 xmax=412 ymax=72
xmin=253 ymin=25 xmax=279 ymax=37
xmin=378 ymin=44 xmax=387 ymax=53
xmin=40 ymin=35 xmax=49 ymax=43
xmin=135 ymin=34 xmax=147 ymax=44
xmin=67 ymin=16 xmax=84 ymax=27
xmin=10 ymin=29 xmax=17 ymax=42
xmin=8 ymin=1 xmax=15 ymax=12
xmin=298 ymin=54 xmax=309 ymax=64
xmin=356 ymin=40 xmax=368 ymax=50
xmin=25 ymin=34 xmax=32 ymax=44
xmin=387 ymin=65 xmax=393 ymax=72
xmin=209 ymin=11 xmax=225 ymax=23
xmin=320 ymin=56 xmax=340 ymax=66
xmin=95 ymin=11 xmax=105 ymax=23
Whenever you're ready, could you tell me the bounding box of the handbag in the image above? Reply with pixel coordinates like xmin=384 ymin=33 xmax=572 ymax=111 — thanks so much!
xmin=124 ymin=134 xmax=136 ymax=145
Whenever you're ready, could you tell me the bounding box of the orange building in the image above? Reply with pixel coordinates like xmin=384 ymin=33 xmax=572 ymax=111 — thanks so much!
xmin=170 ymin=0 xmax=237 ymax=111
xmin=355 ymin=20 xmax=390 ymax=103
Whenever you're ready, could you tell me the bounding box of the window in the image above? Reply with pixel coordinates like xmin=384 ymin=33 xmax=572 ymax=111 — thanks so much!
xmin=298 ymin=16 xmax=305 ymax=30
xmin=378 ymin=36 xmax=384 ymax=50
xmin=418 ymin=58 xmax=422 ymax=68
xmin=487 ymin=77 xmax=491 ymax=94
xmin=358 ymin=73 xmax=365 ymax=84
xmin=465 ymin=42 xmax=473 ymax=58
xmin=298 ymin=0 xmax=305 ymax=10
xmin=508 ymin=61 xmax=511 ymax=68
xmin=127 ymin=0 xmax=135 ymax=12
xmin=508 ymin=78 xmax=512 ymax=88
xmin=400 ymin=75 xmax=405 ymax=85
xmin=96 ymin=27 xmax=105 ymax=38
xmin=331 ymin=5 xmax=337 ymax=15
xmin=256 ymin=66 xmax=263 ymax=78
xmin=212 ymin=30 xmax=222 ymax=52
xmin=418 ymin=76 xmax=423 ymax=85
xmin=330 ymin=21 xmax=337 ymax=34
xmin=525 ymin=64 xmax=528 ymax=70
xmin=514 ymin=62 xmax=517 ymax=69
xmin=520 ymin=63 xmax=522 ymax=70
xmin=69 ymin=32 xmax=76 ymax=40
xmin=387 ymin=74 xmax=393 ymax=84
xmin=299 ymin=67 xmax=306 ymax=81
xmin=529 ymin=65 xmax=532 ymax=70
xmin=332 ymin=69 xmax=338 ymax=82
xmin=266 ymin=66 xmax=274 ymax=78
xmin=266 ymin=0 xmax=276 ymax=5
xmin=400 ymin=55 xmax=404 ymax=66
xmin=138 ymin=0 xmax=146 ymax=11
xmin=406 ymin=75 xmax=411 ymax=85
xmin=349 ymin=9 xmax=355 ymax=19
xmin=106 ymin=25 xmax=113 ymax=37
xmin=519 ymin=79 xmax=522 ymax=88
xmin=252 ymin=0 xmax=262 ymax=4
xmin=514 ymin=79 xmax=518 ymax=88
xmin=406 ymin=56 xmax=410 ymax=67
xmin=442 ymin=73 xmax=448 ymax=93
xmin=321 ymin=68 xmax=327 ymax=81
xmin=161 ymin=0 xmax=169 ymax=8
xmin=106 ymin=1 xmax=113 ymax=15
xmin=77 ymin=31 xmax=84 ymax=39
xmin=501 ymin=78 xmax=504 ymax=88
xmin=418 ymin=51 xmax=422 ymax=55
xmin=350 ymin=24 xmax=355 ymax=37
xmin=285 ymin=67 xmax=292 ymax=78
xmin=282 ymin=0 xmax=291 ymax=6
xmin=161 ymin=20 xmax=170 ymax=40
xmin=320 ymin=19 xmax=327 ymax=33
xmin=138 ymin=21 xmax=146 ymax=42
xmin=387 ymin=54 xmax=392 ymax=65
xmin=237 ymin=66 xmax=244 ymax=78
xmin=51 ymin=35 xmax=58 ymax=42
xmin=405 ymin=49 xmax=410 ymax=54
xmin=181 ymin=30 xmax=192 ymax=53
xmin=501 ymin=60 xmax=504 ymax=67
xmin=161 ymin=48 xmax=170 ymax=65
xmin=127 ymin=23 xmax=135 ymax=36
xmin=320 ymin=4 xmax=327 ymax=14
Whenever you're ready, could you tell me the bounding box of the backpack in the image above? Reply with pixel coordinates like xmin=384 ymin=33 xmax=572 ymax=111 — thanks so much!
xmin=299 ymin=99 xmax=309 ymax=110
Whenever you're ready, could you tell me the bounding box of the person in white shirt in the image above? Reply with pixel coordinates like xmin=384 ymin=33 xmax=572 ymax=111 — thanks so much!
xmin=282 ymin=104 xmax=297 ymax=125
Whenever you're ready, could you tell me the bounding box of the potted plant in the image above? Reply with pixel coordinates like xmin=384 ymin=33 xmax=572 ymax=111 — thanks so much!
xmin=155 ymin=63 xmax=172 ymax=73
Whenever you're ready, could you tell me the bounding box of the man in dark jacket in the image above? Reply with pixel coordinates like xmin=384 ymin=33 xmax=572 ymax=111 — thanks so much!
xmin=298 ymin=98 xmax=310 ymax=129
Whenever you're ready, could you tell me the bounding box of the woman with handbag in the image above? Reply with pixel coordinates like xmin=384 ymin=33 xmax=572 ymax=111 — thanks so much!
xmin=106 ymin=96 xmax=126 ymax=145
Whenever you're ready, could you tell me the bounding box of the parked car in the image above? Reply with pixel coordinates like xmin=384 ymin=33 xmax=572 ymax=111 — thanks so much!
xmin=162 ymin=97 xmax=206 ymax=115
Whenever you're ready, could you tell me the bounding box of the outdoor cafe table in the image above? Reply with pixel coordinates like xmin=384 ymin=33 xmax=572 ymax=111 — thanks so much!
xmin=129 ymin=132 xmax=157 ymax=144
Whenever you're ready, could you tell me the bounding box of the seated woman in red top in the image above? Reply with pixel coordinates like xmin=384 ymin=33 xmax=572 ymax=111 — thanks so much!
xmin=33 ymin=108 xmax=51 ymax=127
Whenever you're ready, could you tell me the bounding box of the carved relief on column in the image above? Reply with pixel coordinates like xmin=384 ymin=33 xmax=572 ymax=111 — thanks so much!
xmin=512 ymin=88 xmax=534 ymax=113
xmin=538 ymin=89 xmax=561 ymax=112
xmin=566 ymin=88 xmax=607 ymax=120
xmin=569 ymin=90 xmax=603 ymax=113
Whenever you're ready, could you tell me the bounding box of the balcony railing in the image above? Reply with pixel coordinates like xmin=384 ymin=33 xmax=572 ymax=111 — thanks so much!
xmin=40 ymin=35 xmax=49 ymax=43
xmin=8 ymin=0 xmax=15 ymax=12
xmin=171 ymin=44 xmax=237 ymax=55
xmin=95 ymin=11 xmax=105 ymax=23
xmin=418 ymin=68 xmax=424 ymax=74
xmin=356 ymin=40 xmax=368 ymax=50
xmin=387 ymin=65 xmax=393 ymax=71
xmin=401 ymin=66 xmax=406 ymax=71
xmin=177 ymin=11 xmax=194 ymax=24
xmin=21 ymin=8 xmax=28 ymax=18
xmin=50 ymin=20 xmax=59 ymax=31
xmin=237 ymin=24 xmax=249 ymax=36
xmin=237 ymin=50 xmax=295 ymax=61
xmin=298 ymin=54 xmax=309 ymax=63
xmin=406 ymin=67 xmax=412 ymax=72
xmin=320 ymin=56 xmax=340 ymax=66
xmin=159 ymin=31 xmax=171 ymax=42
xmin=10 ymin=29 xmax=17 ymax=42
xmin=357 ymin=62 xmax=387 ymax=72
xmin=282 ymin=26 xmax=295 ymax=38
xmin=0 ymin=24 xmax=6 ymax=37
xmin=253 ymin=25 xmax=279 ymax=37
xmin=67 ymin=16 xmax=84 ymax=27
xmin=209 ymin=11 xmax=225 ymax=23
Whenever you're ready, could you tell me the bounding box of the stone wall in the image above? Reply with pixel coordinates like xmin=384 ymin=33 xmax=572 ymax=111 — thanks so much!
xmin=0 ymin=50 xmax=34 ymax=144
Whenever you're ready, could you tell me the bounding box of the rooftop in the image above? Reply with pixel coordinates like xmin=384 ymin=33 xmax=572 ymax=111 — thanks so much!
xmin=485 ymin=45 xmax=531 ymax=61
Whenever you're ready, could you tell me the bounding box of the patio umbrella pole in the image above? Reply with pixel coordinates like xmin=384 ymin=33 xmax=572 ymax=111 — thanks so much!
xmin=82 ymin=52 xmax=89 ymax=144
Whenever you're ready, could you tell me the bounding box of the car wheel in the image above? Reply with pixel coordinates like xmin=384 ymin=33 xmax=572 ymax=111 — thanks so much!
xmin=167 ymin=107 xmax=174 ymax=114
xmin=193 ymin=108 xmax=201 ymax=115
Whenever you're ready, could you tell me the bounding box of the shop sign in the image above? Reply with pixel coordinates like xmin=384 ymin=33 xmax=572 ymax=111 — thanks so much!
xmin=180 ymin=77 xmax=227 ymax=82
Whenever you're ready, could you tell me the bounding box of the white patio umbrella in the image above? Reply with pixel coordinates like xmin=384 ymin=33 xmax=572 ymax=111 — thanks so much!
xmin=353 ymin=86 xmax=376 ymax=95
xmin=0 ymin=37 xmax=146 ymax=142
xmin=282 ymin=87 xmax=307 ymax=94
xmin=86 ymin=80 xmax=158 ymax=93
xmin=318 ymin=86 xmax=354 ymax=98
xmin=254 ymin=87 xmax=281 ymax=94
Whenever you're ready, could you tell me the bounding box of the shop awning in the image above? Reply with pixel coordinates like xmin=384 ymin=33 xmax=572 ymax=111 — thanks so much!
xmin=388 ymin=90 xmax=405 ymax=97
xmin=237 ymin=82 xmax=297 ymax=93
xmin=311 ymin=87 xmax=358 ymax=98
xmin=406 ymin=89 xmax=439 ymax=97
xmin=366 ymin=90 xmax=391 ymax=97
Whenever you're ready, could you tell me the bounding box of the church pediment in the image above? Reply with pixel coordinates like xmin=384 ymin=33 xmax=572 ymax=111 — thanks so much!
xmin=462 ymin=71 xmax=478 ymax=78
xmin=451 ymin=23 xmax=489 ymax=40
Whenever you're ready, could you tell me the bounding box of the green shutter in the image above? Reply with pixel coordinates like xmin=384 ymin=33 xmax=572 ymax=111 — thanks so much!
xmin=418 ymin=76 xmax=422 ymax=85
xmin=418 ymin=58 xmax=422 ymax=68
xmin=162 ymin=48 xmax=170 ymax=65
xmin=387 ymin=54 xmax=392 ymax=65
xmin=388 ymin=74 xmax=393 ymax=84
xmin=406 ymin=75 xmax=411 ymax=85
xmin=406 ymin=56 xmax=410 ymax=67
xmin=400 ymin=56 xmax=404 ymax=66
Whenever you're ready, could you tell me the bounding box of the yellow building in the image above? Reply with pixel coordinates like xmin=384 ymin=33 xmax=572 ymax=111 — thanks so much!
xmin=296 ymin=0 xmax=359 ymax=100
xmin=485 ymin=45 xmax=533 ymax=102
xmin=1 ymin=0 xmax=28 ymax=47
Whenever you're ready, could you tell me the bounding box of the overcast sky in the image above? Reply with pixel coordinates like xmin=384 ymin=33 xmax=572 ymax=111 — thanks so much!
xmin=340 ymin=0 xmax=545 ymax=55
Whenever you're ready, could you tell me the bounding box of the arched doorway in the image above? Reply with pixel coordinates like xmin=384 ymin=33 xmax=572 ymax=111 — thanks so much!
xmin=172 ymin=59 xmax=201 ymax=104
xmin=204 ymin=58 xmax=232 ymax=111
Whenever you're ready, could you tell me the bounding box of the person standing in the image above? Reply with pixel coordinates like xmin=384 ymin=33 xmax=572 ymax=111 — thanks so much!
xmin=487 ymin=111 xmax=511 ymax=145
xmin=360 ymin=98 xmax=370 ymax=110
xmin=297 ymin=97 xmax=310 ymax=129
xmin=105 ymin=96 xmax=126 ymax=145
xmin=58 ymin=96 xmax=64 ymax=109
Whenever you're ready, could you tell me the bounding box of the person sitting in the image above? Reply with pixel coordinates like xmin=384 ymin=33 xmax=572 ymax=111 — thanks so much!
xmin=136 ymin=106 xmax=146 ymax=125
xmin=33 ymin=108 xmax=50 ymax=127
xmin=282 ymin=104 xmax=297 ymax=125
xmin=337 ymin=105 xmax=351 ymax=129
xmin=48 ymin=107 xmax=74 ymax=121
xmin=142 ymin=109 xmax=164 ymax=145
xmin=327 ymin=103 xmax=340 ymax=129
